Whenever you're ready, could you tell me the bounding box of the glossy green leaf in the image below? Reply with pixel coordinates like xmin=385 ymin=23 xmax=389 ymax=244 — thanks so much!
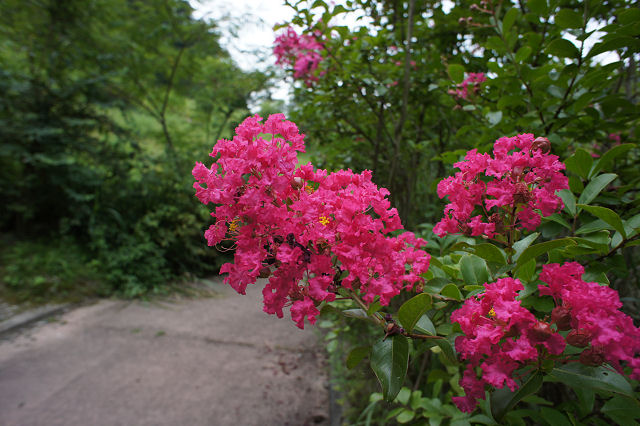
xmin=601 ymin=396 xmax=640 ymax=424
xmin=515 ymin=238 xmax=576 ymax=270
xmin=398 ymin=293 xmax=433 ymax=332
xmin=434 ymin=337 xmax=457 ymax=364
xmin=578 ymin=205 xmax=627 ymax=238
xmin=545 ymin=38 xmax=580 ymax=58
xmin=554 ymin=9 xmax=583 ymax=29
xmin=491 ymin=372 xmax=543 ymax=421
xmin=473 ymin=243 xmax=507 ymax=265
xmin=516 ymin=258 xmax=536 ymax=282
xmin=441 ymin=283 xmax=463 ymax=301
xmin=564 ymin=149 xmax=593 ymax=179
xmin=371 ymin=335 xmax=409 ymax=402
xmin=575 ymin=219 xmax=612 ymax=235
xmin=577 ymin=173 xmax=617 ymax=205
xmin=549 ymin=364 xmax=634 ymax=397
xmin=544 ymin=213 xmax=571 ymax=230
xmin=346 ymin=345 xmax=371 ymax=369
xmin=539 ymin=407 xmax=572 ymax=426
xmin=558 ymin=189 xmax=576 ymax=216
xmin=448 ymin=64 xmax=465 ymax=84
xmin=513 ymin=233 xmax=540 ymax=261
xmin=590 ymin=143 xmax=635 ymax=177
xmin=414 ymin=314 xmax=436 ymax=336
xmin=460 ymin=255 xmax=490 ymax=285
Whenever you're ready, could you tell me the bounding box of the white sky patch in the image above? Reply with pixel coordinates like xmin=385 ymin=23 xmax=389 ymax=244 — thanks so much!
xmin=189 ymin=0 xmax=295 ymax=104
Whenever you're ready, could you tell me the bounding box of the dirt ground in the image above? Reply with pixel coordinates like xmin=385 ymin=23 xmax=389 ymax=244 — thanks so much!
xmin=0 ymin=277 xmax=330 ymax=426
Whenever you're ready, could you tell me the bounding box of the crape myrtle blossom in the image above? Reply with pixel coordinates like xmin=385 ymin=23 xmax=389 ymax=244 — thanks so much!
xmin=450 ymin=277 xmax=565 ymax=412
xmin=449 ymin=72 xmax=486 ymax=101
xmin=273 ymin=26 xmax=325 ymax=87
xmin=539 ymin=262 xmax=640 ymax=379
xmin=434 ymin=134 xmax=568 ymax=239
xmin=451 ymin=264 xmax=640 ymax=413
xmin=193 ymin=114 xmax=429 ymax=329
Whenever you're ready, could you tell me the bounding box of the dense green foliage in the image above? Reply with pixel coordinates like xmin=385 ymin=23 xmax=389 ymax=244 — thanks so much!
xmin=276 ymin=0 xmax=640 ymax=424
xmin=0 ymin=0 xmax=268 ymax=297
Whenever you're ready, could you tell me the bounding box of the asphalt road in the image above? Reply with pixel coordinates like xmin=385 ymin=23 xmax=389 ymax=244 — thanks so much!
xmin=0 ymin=278 xmax=329 ymax=426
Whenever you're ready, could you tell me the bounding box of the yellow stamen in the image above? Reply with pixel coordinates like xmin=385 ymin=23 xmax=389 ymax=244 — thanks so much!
xmin=228 ymin=217 xmax=241 ymax=233
xmin=487 ymin=308 xmax=496 ymax=318
xmin=319 ymin=216 xmax=330 ymax=226
xmin=305 ymin=185 xmax=315 ymax=194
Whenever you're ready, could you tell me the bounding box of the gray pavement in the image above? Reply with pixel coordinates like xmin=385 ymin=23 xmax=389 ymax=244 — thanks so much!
xmin=0 ymin=278 xmax=329 ymax=426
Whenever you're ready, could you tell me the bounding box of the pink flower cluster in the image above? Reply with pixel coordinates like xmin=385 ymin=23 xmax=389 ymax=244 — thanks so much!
xmin=449 ymin=72 xmax=486 ymax=101
xmin=273 ymin=26 xmax=324 ymax=86
xmin=450 ymin=277 xmax=565 ymax=412
xmin=539 ymin=262 xmax=640 ymax=379
xmin=433 ymin=134 xmax=568 ymax=239
xmin=193 ymin=114 xmax=429 ymax=328
xmin=451 ymin=262 xmax=640 ymax=412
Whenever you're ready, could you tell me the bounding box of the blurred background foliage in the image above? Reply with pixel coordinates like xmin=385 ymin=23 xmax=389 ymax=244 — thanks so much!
xmin=0 ymin=0 xmax=271 ymax=299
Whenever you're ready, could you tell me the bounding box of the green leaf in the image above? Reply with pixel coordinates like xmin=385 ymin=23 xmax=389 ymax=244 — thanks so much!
xmin=549 ymin=364 xmax=634 ymax=397
xmin=395 ymin=387 xmax=412 ymax=405
xmin=396 ymin=408 xmax=415 ymax=424
xmin=527 ymin=0 xmax=547 ymax=14
xmin=460 ymin=255 xmax=490 ymax=285
xmin=539 ymin=407 xmax=572 ymax=426
xmin=414 ymin=314 xmax=436 ymax=336
xmin=441 ymin=283 xmax=463 ymax=301
xmin=486 ymin=111 xmax=503 ymax=127
xmin=435 ymin=338 xmax=458 ymax=364
xmin=590 ymin=144 xmax=635 ymax=177
xmin=448 ymin=64 xmax=465 ymax=84
xmin=578 ymin=205 xmax=627 ymax=238
xmin=491 ymin=372 xmax=543 ymax=421
xmin=602 ymin=396 xmax=640 ymax=425
xmin=554 ymin=9 xmax=583 ymax=29
xmin=502 ymin=8 xmax=519 ymax=34
xmin=516 ymin=258 xmax=536 ymax=282
xmin=343 ymin=308 xmax=369 ymax=320
xmin=515 ymin=45 xmax=532 ymax=62
xmin=515 ymin=238 xmax=577 ymax=270
xmin=473 ymin=243 xmax=507 ymax=265
xmin=618 ymin=8 xmax=640 ymax=25
xmin=371 ymin=335 xmax=409 ymax=402
xmin=558 ymin=189 xmax=576 ymax=216
xmin=577 ymin=173 xmax=617 ymax=205
xmin=564 ymin=149 xmax=593 ymax=179
xmin=513 ymin=233 xmax=540 ymax=261
xmin=545 ymin=38 xmax=580 ymax=58
xmin=544 ymin=213 xmax=571 ymax=230
xmin=575 ymin=219 xmax=612 ymax=235
xmin=346 ymin=346 xmax=371 ymax=369
xmin=398 ymin=293 xmax=433 ymax=332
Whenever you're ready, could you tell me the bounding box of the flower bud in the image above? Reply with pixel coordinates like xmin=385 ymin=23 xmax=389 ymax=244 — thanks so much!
xmin=291 ymin=177 xmax=304 ymax=190
xmin=258 ymin=266 xmax=272 ymax=278
xmin=551 ymin=306 xmax=572 ymax=331
xmin=529 ymin=321 xmax=553 ymax=341
xmin=567 ymin=329 xmax=591 ymax=348
xmin=531 ymin=137 xmax=551 ymax=154
xmin=579 ymin=346 xmax=606 ymax=366
xmin=513 ymin=182 xmax=531 ymax=204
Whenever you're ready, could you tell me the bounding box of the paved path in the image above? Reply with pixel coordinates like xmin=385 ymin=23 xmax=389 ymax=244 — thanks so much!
xmin=0 ymin=278 xmax=329 ymax=426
